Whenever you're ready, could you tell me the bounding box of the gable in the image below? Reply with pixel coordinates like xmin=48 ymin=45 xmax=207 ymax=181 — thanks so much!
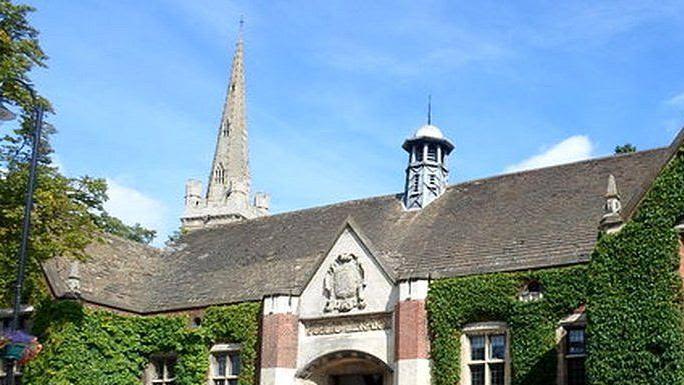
xmin=298 ymin=224 xmax=395 ymax=319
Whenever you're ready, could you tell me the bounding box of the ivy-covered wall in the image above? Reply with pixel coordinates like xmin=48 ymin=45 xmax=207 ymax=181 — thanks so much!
xmin=21 ymin=300 xmax=261 ymax=385
xmin=588 ymin=151 xmax=684 ymax=385
xmin=428 ymin=150 xmax=684 ymax=385
xmin=427 ymin=265 xmax=588 ymax=385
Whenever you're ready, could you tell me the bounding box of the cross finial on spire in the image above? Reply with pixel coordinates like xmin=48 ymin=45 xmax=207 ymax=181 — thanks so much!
xmin=427 ymin=94 xmax=432 ymax=125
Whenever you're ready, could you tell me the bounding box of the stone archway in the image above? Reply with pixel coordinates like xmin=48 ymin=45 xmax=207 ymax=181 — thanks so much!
xmin=296 ymin=350 xmax=393 ymax=385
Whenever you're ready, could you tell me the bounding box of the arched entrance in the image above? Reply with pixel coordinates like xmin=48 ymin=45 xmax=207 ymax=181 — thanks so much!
xmin=296 ymin=350 xmax=393 ymax=385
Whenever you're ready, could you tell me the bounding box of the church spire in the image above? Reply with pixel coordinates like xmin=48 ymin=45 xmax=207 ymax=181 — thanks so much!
xmin=206 ymin=26 xmax=249 ymax=204
xmin=181 ymin=22 xmax=269 ymax=231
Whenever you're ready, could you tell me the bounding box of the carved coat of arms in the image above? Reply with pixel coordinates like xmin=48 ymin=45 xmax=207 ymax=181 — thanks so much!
xmin=324 ymin=253 xmax=366 ymax=313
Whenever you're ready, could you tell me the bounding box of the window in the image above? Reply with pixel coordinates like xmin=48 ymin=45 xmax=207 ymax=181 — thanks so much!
xmin=557 ymin=310 xmax=587 ymax=385
xmin=222 ymin=121 xmax=230 ymax=137
xmin=518 ymin=280 xmax=543 ymax=302
xmin=461 ymin=322 xmax=509 ymax=385
xmin=210 ymin=344 xmax=241 ymax=385
xmin=214 ymin=164 xmax=225 ymax=184
xmin=146 ymin=355 xmax=176 ymax=385
xmin=565 ymin=328 xmax=586 ymax=385
xmin=427 ymin=145 xmax=438 ymax=162
xmin=429 ymin=174 xmax=437 ymax=186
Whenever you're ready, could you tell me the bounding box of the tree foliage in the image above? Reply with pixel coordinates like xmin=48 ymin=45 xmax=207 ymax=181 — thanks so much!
xmin=94 ymin=212 xmax=157 ymax=245
xmin=0 ymin=0 xmax=156 ymax=306
xmin=615 ymin=143 xmax=637 ymax=154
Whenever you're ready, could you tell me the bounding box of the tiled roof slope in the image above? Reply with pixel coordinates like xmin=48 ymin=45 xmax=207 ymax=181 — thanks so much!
xmin=43 ymin=234 xmax=161 ymax=313
xmin=43 ymin=147 xmax=672 ymax=314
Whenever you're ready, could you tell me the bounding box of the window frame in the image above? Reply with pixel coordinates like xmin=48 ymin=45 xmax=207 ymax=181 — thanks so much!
xmin=556 ymin=312 xmax=587 ymax=385
xmin=460 ymin=322 xmax=511 ymax=385
xmin=145 ymin=354 xmax=177 ymax=385
xmin=208 ymin=344 xmax=241 ymax=385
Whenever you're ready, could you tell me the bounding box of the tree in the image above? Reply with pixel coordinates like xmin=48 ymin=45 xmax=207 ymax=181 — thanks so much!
xmin=165 ymin=228 xmax=186 ymax=247
xmin=94 ymin=212 xmax=156 ymax=245
xmin=615 ymin=143 xmax=637 ymax=154
xmin=0 ymin=0 xmax=155 ymax=305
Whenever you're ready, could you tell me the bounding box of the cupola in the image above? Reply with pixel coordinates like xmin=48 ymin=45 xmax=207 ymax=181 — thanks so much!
xmin=402 ymin=119 xmax=454 ymax=210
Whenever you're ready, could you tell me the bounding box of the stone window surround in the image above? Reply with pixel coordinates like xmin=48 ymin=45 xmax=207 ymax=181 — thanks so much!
xmin=145 ymin=354 xmax=177 ymax=385
xmin=556 ymin=312 xmax=587 ymax=385
xmin=460 ymin=321 xmax=511 ymax=385
xmin=209 ymin=343 xmax=241 ymax=385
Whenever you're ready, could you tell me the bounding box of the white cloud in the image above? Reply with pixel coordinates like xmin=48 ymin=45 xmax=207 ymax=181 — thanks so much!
xmin=666 ymin=92 xmax=684 ymax=109
xmin=505 ymin=135 xmax=595 ymax=173
xmin=104 ymin=179 xmax=168 ymax=239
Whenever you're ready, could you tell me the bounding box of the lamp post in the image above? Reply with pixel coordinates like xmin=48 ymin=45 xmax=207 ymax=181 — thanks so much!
xmin=0 ymin=79 xmax=44 ymax=385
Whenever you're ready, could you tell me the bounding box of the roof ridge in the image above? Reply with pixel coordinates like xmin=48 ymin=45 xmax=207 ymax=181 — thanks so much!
xmin=187 ymin=192 xmax=404 ymax=232
xmin=446 ymin=147 xmax=668 ymax=191
xmin=181 ymin=147 xmax=668 ymax=236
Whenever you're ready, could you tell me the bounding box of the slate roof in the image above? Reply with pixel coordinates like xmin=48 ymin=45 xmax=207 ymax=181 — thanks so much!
xmin=43 ymin=144 xmax=676 ymax=314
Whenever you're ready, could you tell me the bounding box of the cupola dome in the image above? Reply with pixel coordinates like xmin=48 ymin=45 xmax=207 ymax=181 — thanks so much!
xmin=413 ymin=124 xmax=445 ymax=140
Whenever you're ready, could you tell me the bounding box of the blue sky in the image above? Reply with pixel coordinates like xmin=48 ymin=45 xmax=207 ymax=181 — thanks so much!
xmin=10 ymin=0 xmax=684 ymax=244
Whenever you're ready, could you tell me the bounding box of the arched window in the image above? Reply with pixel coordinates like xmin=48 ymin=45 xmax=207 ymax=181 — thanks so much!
xmin=215 ymin=164 xmax=225 ymax=184
xmin=222 ymin=121 xmax=230 ymax=137
xmin=518 ymin=280 xmax=543 ymax=302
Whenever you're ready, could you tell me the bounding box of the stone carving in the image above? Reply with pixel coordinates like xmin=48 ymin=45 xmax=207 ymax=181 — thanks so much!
xmin=304 ymin=313 xmax=391 ymax=336
xmin=324 ymin=253 xmax=366 ymax=313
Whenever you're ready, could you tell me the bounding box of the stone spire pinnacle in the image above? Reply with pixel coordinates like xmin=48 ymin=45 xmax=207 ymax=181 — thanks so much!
xmin=206 ymin=27 xmax=249 ymax=204
xmin=181 ymin=23 xmax=269 ymax=231
xmin=599 ymin=174 xmax=623 ymax=233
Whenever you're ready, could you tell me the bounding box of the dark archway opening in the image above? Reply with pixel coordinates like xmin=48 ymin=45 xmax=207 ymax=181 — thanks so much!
xmin=298 ymin=350 xmax=392 ymax=385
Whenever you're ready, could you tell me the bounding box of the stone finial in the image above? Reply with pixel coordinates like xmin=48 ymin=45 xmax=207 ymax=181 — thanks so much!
xmin=184 ymin=179 xmax=202 ymax=209
xmin=65 ymin=261 xmax=81 ymax=298
xmin=599 ymin=174 xmax=623 ymax=233
xmin=254 ymin=192 xmax=270 ymax=212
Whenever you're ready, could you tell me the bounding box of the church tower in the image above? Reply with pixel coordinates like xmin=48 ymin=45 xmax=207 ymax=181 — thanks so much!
xmin=181 ymin=27 xmax=269 ymax=231
xmin=402 ymin=107 xmax=454 ymax=210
